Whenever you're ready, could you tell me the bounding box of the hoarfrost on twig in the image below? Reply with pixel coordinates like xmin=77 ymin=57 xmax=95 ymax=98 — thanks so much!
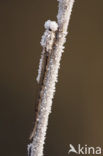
xmin=28 ymin=0 xmax=75 ymax=156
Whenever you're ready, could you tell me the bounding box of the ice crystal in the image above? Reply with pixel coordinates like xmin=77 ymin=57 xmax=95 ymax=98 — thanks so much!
xmin=28 ymin=1 xmax=75 ymax=156
xmin=44 ymin=20 xmax=58 ymax=32
xmin=36 ymin=20 xmax=58 ymax=84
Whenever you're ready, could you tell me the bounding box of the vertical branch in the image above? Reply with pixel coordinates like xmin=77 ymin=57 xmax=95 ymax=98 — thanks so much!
xmin=28 ymin=0 xmax=75 ymax=156
xmin=30 ymin=20 xmax=58 ymax=140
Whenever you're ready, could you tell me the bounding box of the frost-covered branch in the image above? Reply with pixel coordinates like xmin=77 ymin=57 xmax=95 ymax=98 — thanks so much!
xmin=28 ymin=0 xmax=75 ymax=156
xmin=29 ymin=20 xmax=58 ymax=140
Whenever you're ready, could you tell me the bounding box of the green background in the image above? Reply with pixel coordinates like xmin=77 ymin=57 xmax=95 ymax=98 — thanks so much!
xmin=0 ymin=0 xmax=103 ymax=155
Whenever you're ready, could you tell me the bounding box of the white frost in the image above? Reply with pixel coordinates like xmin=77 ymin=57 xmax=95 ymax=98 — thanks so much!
xmin=44 ymin=20 xmax=58 ymax=32
xmin=57 ymin=0 xmax=75 ymax=33
xmin=36 ymin=20 xmax=58 ymax=84
xmin=28 ymin=0 xmax=75 ymax=156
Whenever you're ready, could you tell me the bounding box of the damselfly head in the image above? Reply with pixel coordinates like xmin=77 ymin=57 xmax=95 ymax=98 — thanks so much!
xmin=44 ymin=20 xmax=58 ymax=32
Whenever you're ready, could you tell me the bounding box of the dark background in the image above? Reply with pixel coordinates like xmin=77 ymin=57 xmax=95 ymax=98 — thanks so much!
xmin=0 ymin=0 xmax=103 ymax=155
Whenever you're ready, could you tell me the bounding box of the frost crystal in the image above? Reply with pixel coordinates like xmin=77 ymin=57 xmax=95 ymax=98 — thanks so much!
xmin=36 ymin=20 xmax=58 ymax=84
xmin=44 ymin=20 xmax=58 ymax=32
xmin=29 ymin=0 xmax=75 ymax=156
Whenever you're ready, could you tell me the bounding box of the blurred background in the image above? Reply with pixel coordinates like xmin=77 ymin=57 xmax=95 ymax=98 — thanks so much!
xmin=0 ymin=0 xmax=103 ymax=155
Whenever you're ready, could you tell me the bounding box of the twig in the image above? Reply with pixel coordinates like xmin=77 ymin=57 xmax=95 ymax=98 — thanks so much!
xmin=30 ymin=20 xmax=58 ymax=140
xmin=28 ymin=0 xmax=75 ymax=156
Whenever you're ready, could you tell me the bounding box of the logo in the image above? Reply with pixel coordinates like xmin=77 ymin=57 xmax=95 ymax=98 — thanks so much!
xmin=68 ymin=144 xmax=102 ymax=155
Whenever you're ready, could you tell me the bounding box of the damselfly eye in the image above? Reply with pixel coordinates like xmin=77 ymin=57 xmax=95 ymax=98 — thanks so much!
xmin=44 ymin=20 xmax=58 ymax=32
xmin=49 ymin=28 xmax=52 ymax=31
